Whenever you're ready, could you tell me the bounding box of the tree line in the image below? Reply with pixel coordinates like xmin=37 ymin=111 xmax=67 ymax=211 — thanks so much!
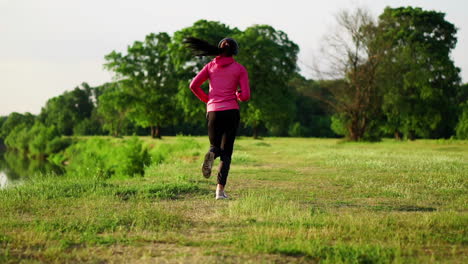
xmin=1 ymin=6 xmax=467 ymax=155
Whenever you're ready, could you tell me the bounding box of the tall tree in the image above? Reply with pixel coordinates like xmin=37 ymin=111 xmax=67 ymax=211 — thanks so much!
xmin=105 ymin=32 xmax=177 ymax=138
xmin=96 ymin=81 xmax=133 ymax=137
xmin=314 ymin=8 xmax=383 ymax=141
xmin=376 ymin=7 xmax=461 ymax=139
xmin=235 ymin=25 xmax=299 ymax=137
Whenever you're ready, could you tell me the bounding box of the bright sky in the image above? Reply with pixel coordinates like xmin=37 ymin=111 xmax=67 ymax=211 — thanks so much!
xmin=1 ymin=0 xmax=467 ymax=116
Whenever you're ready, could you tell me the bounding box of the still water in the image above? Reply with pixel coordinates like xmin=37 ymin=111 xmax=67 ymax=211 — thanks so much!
xmin=0 ymin=150 xmax=64 ymax=189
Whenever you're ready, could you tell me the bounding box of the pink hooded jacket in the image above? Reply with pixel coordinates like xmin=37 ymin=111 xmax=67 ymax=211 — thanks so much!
xmin=189 ymin=56 xmax=250 ymax=112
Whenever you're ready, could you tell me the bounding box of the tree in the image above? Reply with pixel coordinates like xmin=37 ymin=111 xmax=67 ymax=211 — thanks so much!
xmin=39 ymin=83 xmax=95 ymax=135
xmin=0 ymin=112 xmax=35 ymax=139
xmin=235 ymin=25 xmax=299 ymax=137
xmin=96 ymin=81 xmax=133 ymax=137
xmin=105 ymin=32 xmax=177 ymax=138
xmin=376 ymin=7 xmax=461 ymax=139
xmin=314 ymin=8 xmax=383 ymax=141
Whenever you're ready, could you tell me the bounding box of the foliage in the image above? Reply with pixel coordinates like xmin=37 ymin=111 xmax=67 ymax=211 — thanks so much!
xmin=4 ymin=121 xmax=69 ymax=158
xmin=376 ymin=7 xmax=461 ymax=139
xmin=105 ymin=33 xmax=177 ymax=138
xmin=2 ymin=16 xmax=465 ymax=140
xmin=0 ymin=116 xmax=7 ymax=140
xmin=65 ymin=137 xmax=151 ymax=178
xmin=28 ymin=123 xmax=60 ymax=159
xmin=235 ymin=25 xmax=299 ymax=137
xmin=4 ymin=125 xmax=33 ymax=155
xmin=288 ymin=75 xmax=336 ymax=137
xmin=315 ymin=8 xmax=383 ymax=141
xmin=96 ymin=82 xmax=133 ymax=137
xmin=39 ymin=83 xmax=95 ymax=136
xmin=45 ymin=137 xmax=73 ymax=155
xmin=288 ymin=122 xmax=308 ymax=137
xmin=73 ymin=113 xmax=103 ymax=136
xmin=455 ymin=101 xmax=468 ymax=139
xmin=330 ymin=114 xmax=347 ymax=136
xmin=0 ymin=112 xmax=35 ymax=139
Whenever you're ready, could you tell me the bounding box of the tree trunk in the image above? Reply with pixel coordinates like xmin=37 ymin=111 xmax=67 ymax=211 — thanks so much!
xmin=151 ymin=125 xmax=161 ymax=139
xmin=348 ymin=128 xmax=359 ymax=141
xmin=155 ymin=125 xmax=161 ymax=139
xmin=348 ymin=117 xmax=364 ymax=141
xmin=394 ymin=130 xmax=402 ymax=140
xmin=253 ymin=125 xmax=259 ymax=139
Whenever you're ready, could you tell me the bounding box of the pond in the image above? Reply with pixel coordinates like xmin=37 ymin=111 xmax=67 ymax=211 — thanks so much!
xmin=0 ymin=150 xmax=65 ymax=189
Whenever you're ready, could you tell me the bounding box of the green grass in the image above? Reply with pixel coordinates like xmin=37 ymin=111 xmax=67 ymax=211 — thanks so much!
xmin=0 ymin=137 xmax=467 ymax=263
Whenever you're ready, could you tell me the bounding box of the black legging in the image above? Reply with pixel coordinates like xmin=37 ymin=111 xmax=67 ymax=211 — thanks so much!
xmin=207 ymin=109 xmax=240 ymax=186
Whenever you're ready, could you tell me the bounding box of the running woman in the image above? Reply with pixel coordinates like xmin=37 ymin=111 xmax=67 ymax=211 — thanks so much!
xmin=185 ymin=37 xmax=250 ymax=200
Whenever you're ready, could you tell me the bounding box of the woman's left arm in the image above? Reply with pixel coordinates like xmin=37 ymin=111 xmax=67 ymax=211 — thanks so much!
xmin=189 ymin=65 xmax=210 ymax=103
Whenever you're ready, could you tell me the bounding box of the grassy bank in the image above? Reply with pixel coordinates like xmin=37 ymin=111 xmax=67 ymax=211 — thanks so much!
xmin=1 ymin=137 xmax=467 ymax=263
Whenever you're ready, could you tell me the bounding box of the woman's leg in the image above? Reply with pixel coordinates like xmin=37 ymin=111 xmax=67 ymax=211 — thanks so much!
xmin=207 ymin=111 xmax=224 ymax=158
xmin=217 ymin=110 xmax=240 ymax=188
xmin=203 ymin=111 xmax=224 ymax=178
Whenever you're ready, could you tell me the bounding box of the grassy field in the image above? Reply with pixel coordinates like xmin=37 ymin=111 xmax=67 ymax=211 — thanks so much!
xmin=0 ymin=137 xmax=467 ymax=263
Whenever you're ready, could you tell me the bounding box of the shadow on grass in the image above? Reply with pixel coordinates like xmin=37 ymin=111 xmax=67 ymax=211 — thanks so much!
xmin=325 ymin=202 xmax=437 ymax=212
xmin=371 ymin=205 xmax=437 ymax=212
xmin=114 ymin=182 xmax=211 ymax=201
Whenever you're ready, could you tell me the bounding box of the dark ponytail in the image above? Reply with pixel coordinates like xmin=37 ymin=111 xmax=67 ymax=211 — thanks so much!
xmin=184 ymin=37 xmax=239 ymax=57
xmin=184 ymin=37 xmax=221 ymax=56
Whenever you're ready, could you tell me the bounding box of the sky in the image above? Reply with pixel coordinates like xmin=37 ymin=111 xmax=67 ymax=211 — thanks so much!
xmin=1 ymin=0 xmax=467 ymax=116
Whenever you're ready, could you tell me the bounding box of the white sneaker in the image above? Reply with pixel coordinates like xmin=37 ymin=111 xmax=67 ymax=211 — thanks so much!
xmin=216 ymin=190 xmax=228 ymax=200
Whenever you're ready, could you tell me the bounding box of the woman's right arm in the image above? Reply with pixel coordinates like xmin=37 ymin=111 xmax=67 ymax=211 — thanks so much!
xmin=237 ymin=66 xmax=250 ymax=102
xmin=189 ymin=65 xmax=210 ymax=103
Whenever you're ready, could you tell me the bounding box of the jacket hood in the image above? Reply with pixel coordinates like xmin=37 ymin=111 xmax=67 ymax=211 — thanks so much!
xmin=213 ymin=56 xmax=234 ymax=67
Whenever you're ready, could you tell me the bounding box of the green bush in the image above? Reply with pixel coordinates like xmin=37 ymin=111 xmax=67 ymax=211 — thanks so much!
xmin=46 ymin=137 xmax=73 ymax=154
xmin=0 ymin=112 xmax=35 ymax=139
xmin=73 ymin=118 xmax=103 ymax=136
xmin=4 ymin=122 xmax=68 ymax=158
xmin=330 ymin=114 xmax=347 ymax=137
xmin=455 ymin=102 xmax=468 ymax=139
xmin=65 ymin=137 xmax=151 ymax=179
xmin=288 ymin=122 xmax=309 ymax=137
xmin=4 ymin=125 xmax=32 ymax=154
xmin=28 ymin=123 xmax=60 ymax=158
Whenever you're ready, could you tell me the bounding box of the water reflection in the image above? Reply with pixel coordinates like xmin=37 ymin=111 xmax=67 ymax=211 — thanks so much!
xmin=0 ymin=151 xmax=65 ymax=189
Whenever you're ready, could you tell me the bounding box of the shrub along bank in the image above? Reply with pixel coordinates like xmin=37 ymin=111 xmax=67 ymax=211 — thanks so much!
xmin=61 ymin=137 xmax=151 ymax=179
xmin=4 ymin=122 xmax=72 ymax=159
xmin=3 ymin=135 xmax=202 ymax=181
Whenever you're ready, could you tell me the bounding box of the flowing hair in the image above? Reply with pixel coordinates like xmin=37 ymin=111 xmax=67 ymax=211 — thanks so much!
xmin=184 ymin=37 xmax=238 ymax=57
